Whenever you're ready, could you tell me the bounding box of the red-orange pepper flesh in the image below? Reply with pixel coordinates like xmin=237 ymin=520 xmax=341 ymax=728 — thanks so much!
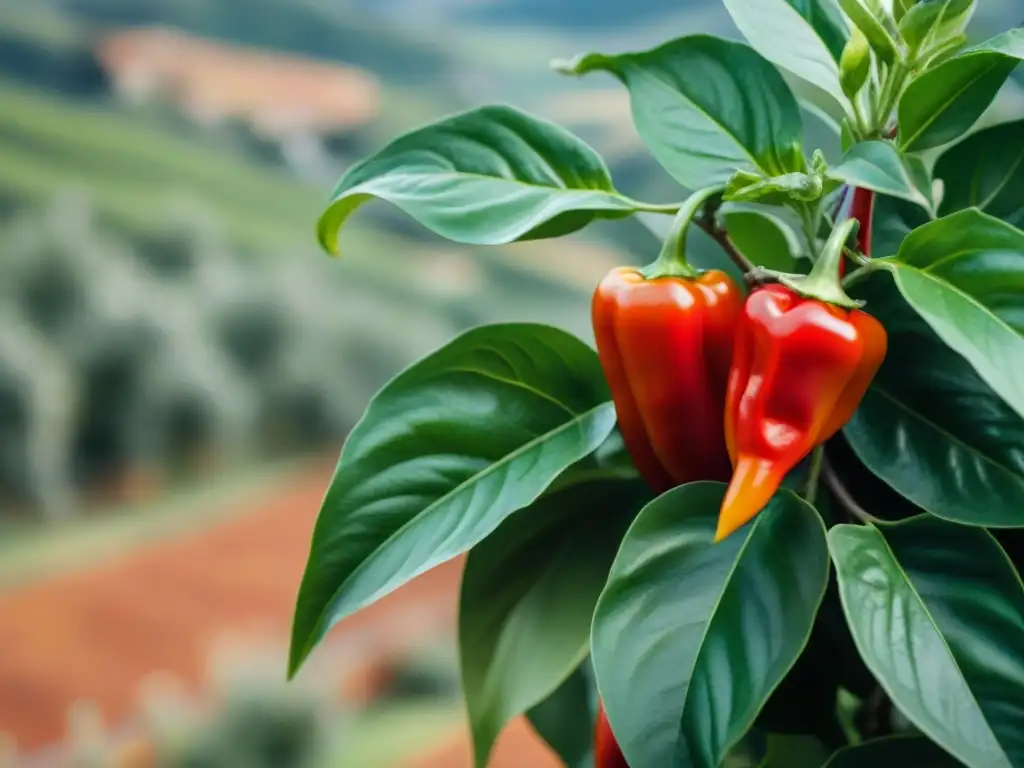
xmin=593 ymin=267 xmax=742 ymax=493
xmin=595 ymin=702 xmax=630 ymax=768
xmin=718 ymin=284 xmax=886 ymax=541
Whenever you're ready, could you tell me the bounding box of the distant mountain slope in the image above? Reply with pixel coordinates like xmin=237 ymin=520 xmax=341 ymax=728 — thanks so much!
xmin=39 ymin=0 xmax=457 ymax=87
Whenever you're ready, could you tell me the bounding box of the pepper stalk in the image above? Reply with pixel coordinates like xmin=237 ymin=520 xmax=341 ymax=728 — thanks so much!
xmin=778 ymin=219 xmax=864 ymax=309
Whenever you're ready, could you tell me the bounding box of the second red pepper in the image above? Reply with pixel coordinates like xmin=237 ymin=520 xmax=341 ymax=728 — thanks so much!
xmin=717 ymin=217 xmax=887 ymax=542
xmin=717 ymin=283 xmax=886 ymax=540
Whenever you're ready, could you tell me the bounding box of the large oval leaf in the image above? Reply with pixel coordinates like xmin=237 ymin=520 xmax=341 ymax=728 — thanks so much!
xmin=828 ymin=141 xmax=935 ymax=214
xmin=722 ymin=0 xmax=850 ymax=109
xmin=460 ymin=477 xmax=648 ymax=766
xmin=554 ymin=35 xmax=806 ymax=189
xmin=898 ymin=29 xmax=1024 ymax=152
xmin=935 ymin=119 xmax=1024 ymax=227
xmin=872 ymin=193 xmax=930 ymax=258
xmin=825 ymin=736 xmax=965 ymax=767
xmin=316 ymin=105 xmax=641 ymax=254
xmin=844 ymin=272 xmax=1024 ymax=526
xmin=829 ymin=518 xmax=1024 ymax=768
xmin=885 ymin=210 xmax=1024 ymax=420
xmin=289 ymin=323 xmax=617 ymax=674
xmin=591 ymin=482 xmax=829 ymax=768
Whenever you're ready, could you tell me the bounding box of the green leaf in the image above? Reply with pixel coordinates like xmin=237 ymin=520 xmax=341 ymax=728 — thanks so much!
xmin=825 ymin=735 xmax=966 ymax=766
xmin=844 ymin=271 xmax=1024 ymax=526
xmin=788 ymin=0 xmax=851 ymax=60
xmin=591 ymin=482 xmax=829 ymax=768
xmin=289 ymin=323 xmax=617 ymax=675
xmin=935 ymin=119 xmax=1024 ymax=227
xmin=526 ymin=665 xmax=595 ymax=768
xmin=838 ymin=0 xmax=899 ymax=64
xmin=723 ymin=209 xmax=803 ymax=271
xmin=872 ymin=192 xmax=929 ymax=256
xmin=554 ymin=35 xmax=806 ymax=189
xmin=828 ymin=141 xmax=934 ymax=213
xmin=722 ymin=0 xmax=851 ymax=109
xmin=460 ymin=477 xmax=647 ymax=766
xmin=885 ymin=210 xmax=1024 ymax=420
xmin=315 ymin=105 xmax=641 ymax=254
xmin=829 ymin=518 xmax=1024 ymax=768
xmin=898 ymin=0 xmax=976 ymax=58
xmin=898 ymin=29 xmax=1024 ymax=152
xmin=759 ymin=734 xmax=833 ymax=768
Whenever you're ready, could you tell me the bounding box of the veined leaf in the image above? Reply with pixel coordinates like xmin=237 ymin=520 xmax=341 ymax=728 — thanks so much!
xmin=289 ymin=323 xmax=616 ymax=674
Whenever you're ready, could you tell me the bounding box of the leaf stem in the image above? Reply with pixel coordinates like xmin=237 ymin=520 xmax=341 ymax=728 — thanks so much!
xmin=804 ymin=446 xmax=825 ymax=506
xmin=631 ymin=200 xmax=683 ymax=214
xmin=822 ymin=457 xmax=882 ymax=525
xmin=694 ymin=214 xmax=758 ymax=280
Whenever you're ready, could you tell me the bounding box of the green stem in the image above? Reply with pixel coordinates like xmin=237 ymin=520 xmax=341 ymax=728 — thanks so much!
xmin=804 ymin=446 xmax=825 ymax=506
xmin=851 ymin=95 xmax=870 ymax=140
xmin=631 ymin=200 xmax=682 ymax=214
xmin=779 ymin=218 xmax=862 ymax=308
xmin=640 ymin=187 xmax=721 ymax=279
xmin=874 ymin=62 xmax=908 ymax=135
xmin=798 ymin=203 xmax=819 ymax=259
xmin=841 ymin=259 xmax=885 ymax=291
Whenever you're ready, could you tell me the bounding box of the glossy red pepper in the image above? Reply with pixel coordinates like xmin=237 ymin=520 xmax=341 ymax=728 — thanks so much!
xmin=717 ymin=221 xmax=887 ymax=542
xmin=595 ymin=702 xmax=629 ymax=768
xmin=593 ymin=266 xmax=741 ymax=492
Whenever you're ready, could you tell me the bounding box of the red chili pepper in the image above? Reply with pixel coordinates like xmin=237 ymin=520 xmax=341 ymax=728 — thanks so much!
xmin=717 ymin=221 xmax=887 ymax=541
xmin=592 ymin=265 xmax=741 ymax=492
xmin=834 ymin=185 xmax=875 ymax=275
xmin=595 ymin=702 xmax=630 ymax=768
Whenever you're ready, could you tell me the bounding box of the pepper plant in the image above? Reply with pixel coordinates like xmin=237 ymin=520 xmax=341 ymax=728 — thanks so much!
xmin=289 ymin=1 xmax=1024 ymax=766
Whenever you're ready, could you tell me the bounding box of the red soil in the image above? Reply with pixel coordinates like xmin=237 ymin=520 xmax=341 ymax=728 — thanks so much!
xmin=0 ymin=461 xmax=560 ymax=766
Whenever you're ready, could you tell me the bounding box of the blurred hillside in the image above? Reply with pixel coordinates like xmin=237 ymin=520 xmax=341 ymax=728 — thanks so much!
xmin=0 ymin=0 xmax=1021 ymax=527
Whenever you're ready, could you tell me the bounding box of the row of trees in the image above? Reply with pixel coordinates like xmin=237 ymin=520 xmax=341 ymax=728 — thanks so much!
xmin=0 ymin=194 xmax=461 ymax=520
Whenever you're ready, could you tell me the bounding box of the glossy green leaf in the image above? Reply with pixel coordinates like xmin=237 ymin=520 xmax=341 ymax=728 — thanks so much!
xmin=898 ymin=29 xmax=1024 ymax=152
xmin=723 ymin=0 xmax=850 ymax=108
xmin=723 ymin=209 xmax=803 ymax=271
xmin=829 ymin=141 xmax=934 ymax=213
xmin=838 ymin=0 xmax=899 ymax=64
xmin=844 ymin=272 xmax=1024 ymax=526
xmin=289 ymin=323 xmax=616 ymax=675
xmin=829 ymin=518 xmax=1024 ymax=768
xmin=460 ymin=478 xmax=647 ymax=766
xmin=885 ymin=210 xmax=1024 ymax=420
xmin=825 ymin=735 xmax=966 ymax=767
xmin=872 ymin=193 xmax=929 ymax=257
xmin=316 ymin=105 xmax=640 ymax=254
xmin=526 ymin=665 xmax=595 ymax=768
xmin=935 ymin=119 xmax=1024 ymax=227
xmin=554 ymin=35 xmax=806 ymax=189
xmin=899 ymin=0 xmax=975 ymax=57
xmin=789 ymin=0 xmax=851 ymax=60
xmin=591 ymin=482 xmax=829 ymax=768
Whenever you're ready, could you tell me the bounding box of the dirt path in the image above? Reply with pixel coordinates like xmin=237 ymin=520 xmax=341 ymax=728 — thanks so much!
xmin=0 ymin=461 xmax=460 ymax=751
xmin=0 ymin=460 xmax=560 ymax=766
